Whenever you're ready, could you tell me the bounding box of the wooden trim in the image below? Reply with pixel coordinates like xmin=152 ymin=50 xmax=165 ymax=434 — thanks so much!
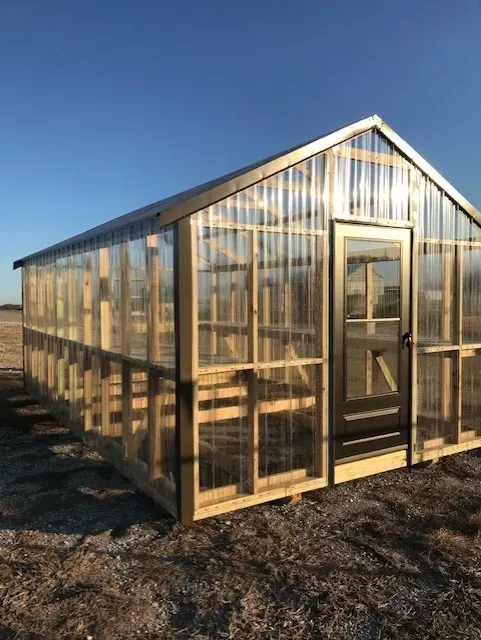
xmin=193 ymin=476 xmax=328 ymax=520
xmin=99 ymin=246 xmax=111 ymax=351
xmin=456 ymin=244 xmax=463 ymax=443
xmin=334 ymin=450 xmax=407 ymax=484
xmin=175 ymin=217 xmax=198 ymax=523
xmin=148 ymin=369 xmax=162 ymax=481
xmin=120 ymin=239 xmax=131 ymax=356
xmin=413 ymin=437 xmax=481 ymax=464
xmin=122 ymin=360 xmax=132 ymax=459
xmin=247 ymin=228 xmax=259 ymax=493
xmin=417 ymin=345 xmax=460 ymax=354
xmin=83 ymin=258 xmax=93 ymax=346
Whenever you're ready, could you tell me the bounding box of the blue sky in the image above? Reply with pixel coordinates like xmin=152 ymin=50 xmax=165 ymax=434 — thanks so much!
xmin=1 ymin=0 xmax=481 ymax=303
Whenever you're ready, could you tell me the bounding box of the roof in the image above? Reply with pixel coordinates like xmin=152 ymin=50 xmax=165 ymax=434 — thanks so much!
xmin=13 ymin=114 xmax=481 ymax=269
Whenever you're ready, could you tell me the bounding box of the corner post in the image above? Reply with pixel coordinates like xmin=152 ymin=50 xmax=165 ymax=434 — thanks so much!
xmin=175 ymin=216 xmax=198 ymax=524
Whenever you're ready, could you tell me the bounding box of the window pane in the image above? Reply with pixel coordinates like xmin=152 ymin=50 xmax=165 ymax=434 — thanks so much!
xmin=346 ymin=321 xmax=399 ymax=399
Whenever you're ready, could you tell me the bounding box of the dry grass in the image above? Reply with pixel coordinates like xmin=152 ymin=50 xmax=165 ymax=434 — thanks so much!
xmin=2 ymin=332 xmax=481 ymax=637
xmin=0 ymin=310 xmax=22 ymax=370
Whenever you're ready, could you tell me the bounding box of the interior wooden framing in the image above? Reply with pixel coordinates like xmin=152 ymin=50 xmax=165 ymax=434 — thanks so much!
xmin=16 ymin=116 xmax=481 ymax=523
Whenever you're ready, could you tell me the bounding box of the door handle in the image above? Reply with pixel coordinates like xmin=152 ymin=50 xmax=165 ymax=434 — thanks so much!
xmin=402 ymin=331 xmax=413 ymax=350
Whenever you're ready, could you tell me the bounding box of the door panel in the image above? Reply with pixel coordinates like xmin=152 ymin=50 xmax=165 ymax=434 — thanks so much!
xmin=334 ymin=224 xmax=411 ymax=462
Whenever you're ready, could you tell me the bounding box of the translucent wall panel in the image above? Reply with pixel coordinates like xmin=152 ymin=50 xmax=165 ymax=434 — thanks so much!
xmin=153 ymin=226 xmax=176 ymax=368
xmin=197 ymin=227 xmax=250 ymax=366
xmin=198 ymin=371 xmax=249 ymax=496
xmin=258 ymin=233 xmax=321 ymax=361
xmin=418 ymin=243 xmax=455 ymax=346
xmin=417 ymin=352 xmax=457 ymax=446
xmin=83 ymin=242 xmax=100 ymax=347
xmin=109 ymin=234 xmax=122 ymax=353
xmin=104 ymin=359 xmax=123 ymax=446
xmin=258 ymin=364 xmax=319 ymax=482
xmin=461 ymin=353 xmax=481 ymax=435
xmin=129 ymin=367 xmax=149 ymax=465
xmin=463 ymin=246 xmax=481 ymax=344
xmin=128 ymin=235 xmax=148 ymax=359
xmin=333 ymin=130 xmax=410 ymax=222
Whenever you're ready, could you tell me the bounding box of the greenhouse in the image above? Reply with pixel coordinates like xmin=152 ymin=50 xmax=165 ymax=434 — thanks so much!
xmin=14 ymin=114 xmax=481 ymax=522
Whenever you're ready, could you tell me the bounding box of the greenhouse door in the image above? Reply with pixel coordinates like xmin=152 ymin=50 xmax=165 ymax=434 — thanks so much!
xmin=333 ymin=223 xmax=411 ymax=462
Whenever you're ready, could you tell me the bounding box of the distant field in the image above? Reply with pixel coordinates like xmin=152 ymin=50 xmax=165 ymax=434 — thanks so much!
xmin=0 ymin=310 xmax=22 ymax=369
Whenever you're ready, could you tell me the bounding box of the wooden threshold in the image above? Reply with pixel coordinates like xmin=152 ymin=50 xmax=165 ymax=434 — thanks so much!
xmin=334 ymin=450 xmax=407 ymax=484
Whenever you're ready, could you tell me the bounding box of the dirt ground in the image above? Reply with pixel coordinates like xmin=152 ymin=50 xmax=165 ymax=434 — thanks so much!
xmin=2 ymin=336 xmax=481 ymax=638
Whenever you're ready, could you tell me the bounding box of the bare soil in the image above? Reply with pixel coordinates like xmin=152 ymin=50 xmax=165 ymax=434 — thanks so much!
xmin=1 ymin=338 xmax=481 ymax=638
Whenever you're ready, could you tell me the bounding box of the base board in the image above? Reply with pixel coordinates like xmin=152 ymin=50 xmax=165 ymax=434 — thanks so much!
xmin=334 ymin=450 xmax=407 ymax=484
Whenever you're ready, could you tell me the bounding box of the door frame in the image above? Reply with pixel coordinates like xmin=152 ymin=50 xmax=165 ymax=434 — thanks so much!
xmin=328 ymin=219 xmax=414 ymax=482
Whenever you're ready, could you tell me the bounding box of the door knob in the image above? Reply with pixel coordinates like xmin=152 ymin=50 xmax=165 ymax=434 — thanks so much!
xmin=402 ymin=332 xmax=413 ymax=349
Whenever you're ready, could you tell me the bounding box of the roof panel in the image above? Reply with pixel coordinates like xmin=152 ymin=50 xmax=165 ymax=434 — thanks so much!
xmin=13 ymin=114 xmax=481 ymax=268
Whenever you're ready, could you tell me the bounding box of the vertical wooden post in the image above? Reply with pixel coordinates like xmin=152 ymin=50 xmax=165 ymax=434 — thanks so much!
xmin=101 ymin=355 xmax=111 ymax=438
xmin=147 ymin=233 xmax=160 ymax=362
xmin=247 ymin=229 xmax=259 ymax=494
xmin=175 ymin=217 xmax=198 ymax=524
xmin=148 ymin=369 xmax=162 ymax=481
xmin=83 ymin=350 xmax=93 ymax=432
xmin=83 ymin=253 xmax=93 ymax=347
xmin=122 ymin=360 xmax=133 ymax=459
xmin=120 ymin=237 xmax=132 ymax=356
xmin=455 ymin=243 xmax=463 ymax=442
xmin=365 ymin=261 xmax=374 ymax=395
xmin=99 ymin=246 xmax=111 ymax=352
xmin=262 ymin=285 xmax=271 ymax=361
xmin=210 ymin=270 xmax=218 ymax=357
xmin=410 ymin=169 xmax=419 ymax=460
xmin=441 ymin=247 xmax=455 ymax=443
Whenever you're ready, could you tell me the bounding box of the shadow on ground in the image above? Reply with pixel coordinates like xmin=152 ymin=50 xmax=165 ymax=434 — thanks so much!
xmin=0 ymin=372 xmax=173 ymax=537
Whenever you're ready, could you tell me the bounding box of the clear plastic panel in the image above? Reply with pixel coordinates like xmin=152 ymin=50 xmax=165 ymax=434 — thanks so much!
xmin=463 ymin=246 xmax=481 ymax=344
xmin=417 ymin=351 xmax=456 ymax=447
xmin=197 ymin=224 xmax=250 ymax=366
xmin=332 ymin=130 xmax=410 ymax=221
xmin=461 ymin=354 xmax=481 ymax=435
xmin=128 ymin=234 xmax=148 ymax=359
xmin=417 ymin=243 xmax=455 ymax=346
xmin=198 ymin=371 xmax=248 ymax=494
xmin=258 ymin=364 xmax=319 ymax=482
xmin=258 ymin=233 xmax=321 ymax=361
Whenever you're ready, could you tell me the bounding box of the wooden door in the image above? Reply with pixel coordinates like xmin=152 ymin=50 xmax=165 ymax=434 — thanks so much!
xmin=333 ymin=223 xmax=411 ymax=462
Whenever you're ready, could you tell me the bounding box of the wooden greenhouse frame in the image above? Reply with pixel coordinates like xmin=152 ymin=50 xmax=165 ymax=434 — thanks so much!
xmin=14 ymin=114 xmax=481 ymax=523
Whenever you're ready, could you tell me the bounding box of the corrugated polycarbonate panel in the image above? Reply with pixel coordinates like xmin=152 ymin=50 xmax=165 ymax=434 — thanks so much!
xmin=198 ymin=371 xmax=249 ymax=497
xmin=417 ymin=243 xmax=455 ymax=346
xmin=417 ymin=352 xmax=457 ymax=446
xmin=258 ymin=364 xmax=319 ymax=484
xmin=463 ymin=246 xmax=481 ymax=344
xmin=461 ymin=354 xmax=481 ymax=436
xmin=197 ymin=225 xmax=250 ymax=367
xmin=332 ymin=130 xmax=410 ymax=222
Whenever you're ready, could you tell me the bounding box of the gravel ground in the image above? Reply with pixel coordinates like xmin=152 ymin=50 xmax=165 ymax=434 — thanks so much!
xmin=1 ymin=371 xmax=481 ymax=639
xmin=2 ymin=335 xmax=481 ymax=637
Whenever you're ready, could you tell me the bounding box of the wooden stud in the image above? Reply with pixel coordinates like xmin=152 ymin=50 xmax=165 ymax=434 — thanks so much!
xmin=83 ymin=255 xmax=93 ymax=346
xmin=147 ymin=234 xmax=160 ymax=362
xmin=455 ymin=244 xmax=463 ymax=442
xmin=120 ymin=239 xmax=132 ymax=356
xmin=247 ymin=229 xmax=259 ymax=494
xmin=148 ymin=369 xmax=162 ymax=481
xmin=175 ymin=217 xmax=199 ymax=524
xmin=122 ymin=359 xmax=133 ymax=459
xmin=99 ymin=247 xmax=111 ymax=351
